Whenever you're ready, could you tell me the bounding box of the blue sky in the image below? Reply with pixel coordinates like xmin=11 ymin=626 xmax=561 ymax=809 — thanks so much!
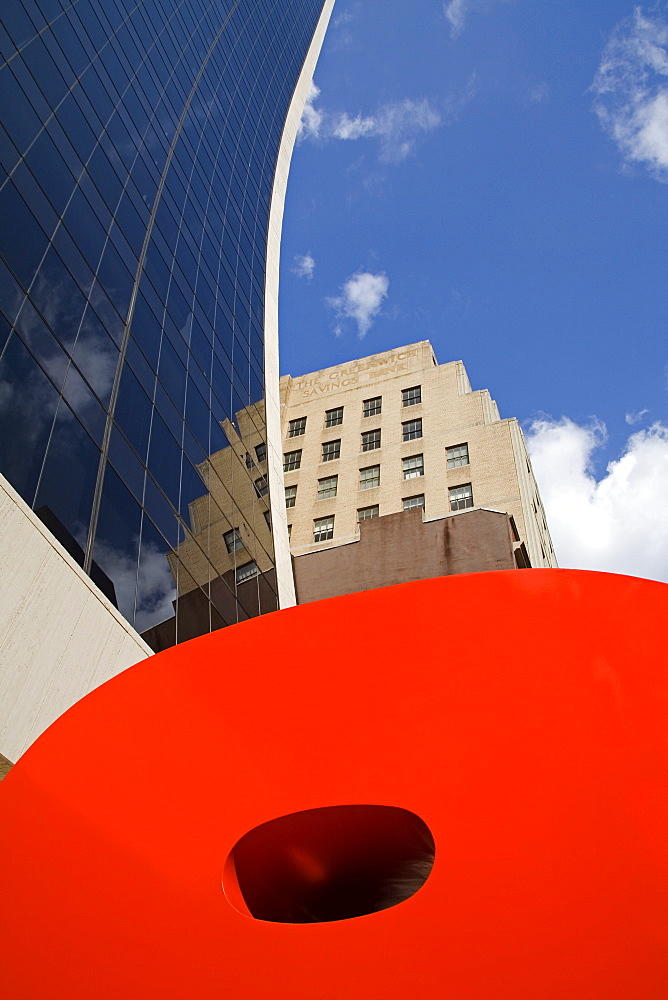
xmin=278 ymin=0 xmax=668 ymax=583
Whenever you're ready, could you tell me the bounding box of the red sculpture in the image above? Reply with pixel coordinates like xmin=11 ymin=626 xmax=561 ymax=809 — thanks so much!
xmin=1 ymin=569 xmax=666 ymax=997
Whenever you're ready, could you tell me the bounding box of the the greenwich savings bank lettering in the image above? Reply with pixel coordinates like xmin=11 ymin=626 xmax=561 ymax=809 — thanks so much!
xmin=296 ymin=349 xmax=420 ymax=398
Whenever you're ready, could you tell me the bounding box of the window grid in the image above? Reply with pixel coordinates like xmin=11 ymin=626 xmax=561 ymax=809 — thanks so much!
xmin=447 ymin=443 xmax=469 ymax=469
xmin=402 ymin=418 xmax=422 ymax=442
xmin=403 ymin=494 xmax=425 ymax=511
xmin=322 ymin=439 xmax=341 ymax=462
xmin=235 ymin=561 xmax=259 ymax=585
xmin=313 ymin=515 xmax=334 ymax=542
xmin=361 ymin=428 xmax=381 ymax=452
xmin=449 ymin=483 xmax=474 ymax=511
xmin=223 ymin=528 xmax=243 ymax=553
xmin=402 ymin=385 xmax=422 ymax=407
xmin=285 ymin=485 xmax=297 ymax=508
xmin=288 ymin=416 xmax=306 ymax=438
xmin=283 ymin=449 xmax=302 ymax=471
xmin=255 ymin=442 xmax=267 ymax=463
xmin=357 ymin=505 xmax=379 ymax=521
xmin=363 ymin=396 xmax=381 ymax=417
xmin=359 ymin=465 xmax=380 ymax=490
xmin=318 ymin=475 xmax=338 ymax=500
xmin=325 ymin=406 xmax=344 ymax=427
xmin=254 ymin=475 xmax=268 ymax=497
xmin=402 ymin=454 xmax=424 ymax=480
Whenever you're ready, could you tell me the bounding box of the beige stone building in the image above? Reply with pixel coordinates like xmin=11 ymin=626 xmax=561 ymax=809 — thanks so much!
xmin=280 ymin=341 xmax=557 ymax=591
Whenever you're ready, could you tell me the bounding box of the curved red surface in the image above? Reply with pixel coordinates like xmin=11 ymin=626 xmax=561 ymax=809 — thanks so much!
xmin=1 ymin=569 xmax=667 ymax=998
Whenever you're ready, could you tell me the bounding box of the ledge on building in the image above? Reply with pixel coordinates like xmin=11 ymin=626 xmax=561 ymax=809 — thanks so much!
xmin=293 ymin=507 xmax=530 ymax=605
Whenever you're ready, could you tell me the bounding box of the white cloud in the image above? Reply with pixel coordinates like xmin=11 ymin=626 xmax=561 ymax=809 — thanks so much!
xmin=592 ymin=6 xmax=668 ymax=181
xmin=292 ymin=252 xmax=316 ymax=279
xmin=297 ymin=81 xmax=323 ymax=141
xmin=298 ymin=84 xmax=442 ymax=162
xmin=527 ymin=81 xmax=550 ymax=105
xmin=444 ymin=0 xmax=470 ymax=38
xmin=625 ymin=407 xmax=649 ymax=425
xmin=526 ymin=417 xmax=668 ymax=584
xmin=327 ymin=271 xmax=389 ymax=338
xmin=93 ymin=537 xmax=177 ymax=632
xmin=443 ymin=0 xmax=510 ymax=39
xmin=332 ymin=99 xmax=441 ymax=162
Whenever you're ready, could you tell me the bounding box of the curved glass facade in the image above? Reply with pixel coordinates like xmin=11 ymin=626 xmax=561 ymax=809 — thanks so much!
xmin=0 ymin=0 xmax=327 ymax=648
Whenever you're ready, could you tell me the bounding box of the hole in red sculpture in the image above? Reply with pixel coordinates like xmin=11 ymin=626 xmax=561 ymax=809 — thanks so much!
xmin=223 ymin=804 xmax=435 ymax=923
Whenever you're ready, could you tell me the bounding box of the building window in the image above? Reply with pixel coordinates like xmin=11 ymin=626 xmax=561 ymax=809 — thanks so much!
xmin=235 ymin=561 xmax=260 ymax=584
xmin=285 ymin=485 xmax=297 ymax=508
xmin=325 ymin=406 xmax=344 ymax=427
xmin=288 ymin=416 xmax=306 ymax=437
xmin=402 ymin=418 xmax=422 ymax=441
xmin=287 ymin=523 xmax=292 ymax=540
xmin=255 ymin=442 xmax=267 ymax=463
xmin=245 ymin=452 xmax=254 ymax=468
xmin=313 ymin=516 xmax=334 ymax=542
xmin=361 ymin=428 xmax=381 ymax=452
xmin=254 ymin=475 xmax=268 ymax=497
xmin=402 ymin=385 xmax=421 ymax=407
xmin=403 ymin=494 xmax=425 ymax=511
xmin=402 ymin=454 xmax=424 ymax=480
xmin=264 ymin=510 xmax=272 ymax=531
xmin=283 ymin=449 xmax=302 ymax=471
xmin=322 ymin=439 xmax=341 ymax=462
xmin=363 ymin=396 xmax=382 ymax=417
xmin=223 ymin=528 xmax=243 ymax=553
xmin=446 ymin=443 xmax=469 ymax=469
xmin=318 ymin=475 xmax=338 ymax=500
xmin=359 ymin=465 xmax=380 ymax=490
xmin=358 ymin=505 xmax=379 ymax=521
xmin=449 ymin=483 xmax=474 ymax=510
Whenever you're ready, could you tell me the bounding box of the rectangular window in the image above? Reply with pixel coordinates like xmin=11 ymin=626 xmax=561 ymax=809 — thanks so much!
xmin=449 ymin=483 xmax=474 ymax=511
xmin=285 ymin=485 xmax=297 ymax=508
xmin=283 ymin=449 xmax=302 ymax=471
xmin=287 ymin=523 xmax=292 ymax=540
xmin=403 ymin=454 xmax=424 ymax=480
xmin=318 ymin=475 xmax=338 ymax=500
xmin=254 ymin=475 xmax=268 ymax=497
xmin=264 ymin=510 xmax=272 ymax=531
xmin=361 ymin=428 xmax=381 ymax=452
xmin=245 ymin=452 xmax=254 ymax=468
xmin=255 ymin=442 xmax=267 ymax=462
xmin=402 ymin=418 xmax=422 ymax=441
xmin=403 ymin=494 xmax=425 ymax=511
xmin=402 ymin=385 xmax=421 ymax=407
xmin=313 ymin=515 xmax=334 ymax=542
xmin=446 ymin=443 xmax=469 ymax=469
xmin=325 ymin=406 xmax=344 ymax=427
xmin=357 ymin=505 xmax=379 ymax=521
xmin=223 ymin=528 xmax=243 ymax=552
xmin=359 ymin=465 xmax=380 ymax=490
xmin=322 ymin=439 xmax=341 ymax=462
xmin=363 ymin=396 xmax=382 ymax=417
xmin=288 ymin=416 xmax=306 ymax=438
xmin=235 ymin=561 xmax=259 ymax=584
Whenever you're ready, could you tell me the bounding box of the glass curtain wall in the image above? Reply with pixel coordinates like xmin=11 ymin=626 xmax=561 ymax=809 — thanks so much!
xmin=0 ymin=0 xmax=325 ymax=648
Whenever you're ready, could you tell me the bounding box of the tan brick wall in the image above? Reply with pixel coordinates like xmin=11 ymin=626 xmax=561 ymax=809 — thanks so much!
xmin=280 ymin=342 xmax=557 ymax=568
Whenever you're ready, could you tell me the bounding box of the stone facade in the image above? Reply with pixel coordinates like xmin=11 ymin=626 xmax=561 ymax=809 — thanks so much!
xmin=280 ymin=342 xmax=557 ymax=570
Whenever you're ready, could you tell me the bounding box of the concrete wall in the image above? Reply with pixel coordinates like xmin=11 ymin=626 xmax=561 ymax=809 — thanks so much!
xmin=293 ymin=507 xmax=522 ymax=604
xmin=0 ymin=475 xmax=151 ymax=765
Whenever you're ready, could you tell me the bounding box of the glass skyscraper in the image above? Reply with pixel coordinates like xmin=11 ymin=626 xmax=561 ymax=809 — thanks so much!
xmin=0 ymin=0 xmax=332 ymax=649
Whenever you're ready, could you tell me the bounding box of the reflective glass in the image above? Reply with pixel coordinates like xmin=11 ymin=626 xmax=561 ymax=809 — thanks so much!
xmin=0 ymin=0 xmax=327 ymax=648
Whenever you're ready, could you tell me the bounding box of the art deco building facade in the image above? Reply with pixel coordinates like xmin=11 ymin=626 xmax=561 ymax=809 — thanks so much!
xmin=0 ymin=0 xmax=334 ymax=765
xmin=279 ymin=342 xmax=557 ymax=602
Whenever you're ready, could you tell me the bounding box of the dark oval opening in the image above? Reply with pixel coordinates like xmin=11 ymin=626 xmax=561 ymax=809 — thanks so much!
xmin=223 ymin=804 xmax=435 ymax=923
